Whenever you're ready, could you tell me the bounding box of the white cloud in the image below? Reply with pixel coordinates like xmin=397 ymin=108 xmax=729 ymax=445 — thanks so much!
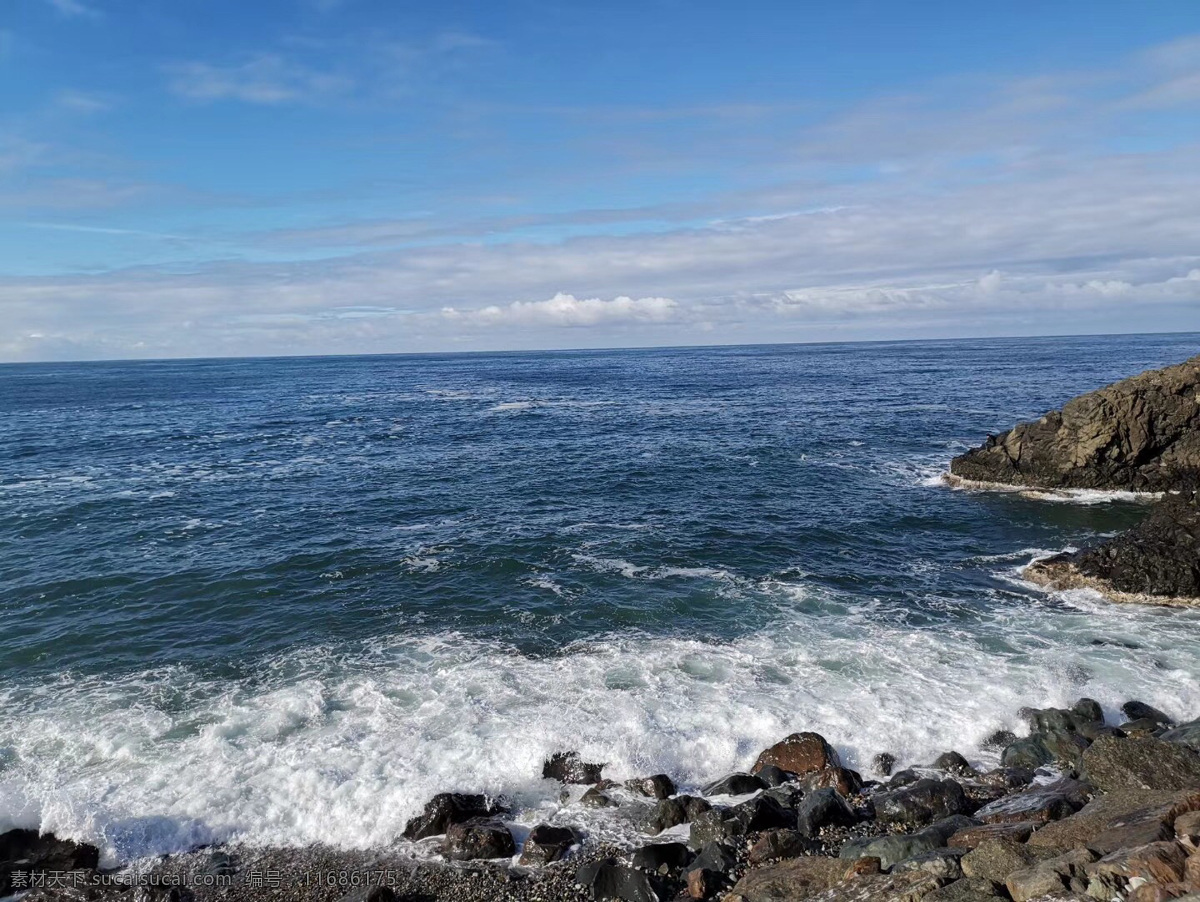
xmin=166 ymin=55 xmax=353 ymax=105
xmin=442 ymin=293 xmax=679 ymax=327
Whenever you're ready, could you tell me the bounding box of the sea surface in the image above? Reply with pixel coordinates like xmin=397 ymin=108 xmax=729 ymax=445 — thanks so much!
xmin=2 ymin=333 xmax=1200 ymax=863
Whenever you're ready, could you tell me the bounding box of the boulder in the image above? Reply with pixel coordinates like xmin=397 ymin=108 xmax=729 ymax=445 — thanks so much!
xmin=1026 ymin=493 xmax=1200 ymax=603
xmin=402 ymin=792 xmax=508 ymax=840
xmin=702 ymin=772 xmax=767 ymax=796
xmin=519 ymin=824 xmax=581 ymax=865
xmin=932 ymin=752 xmax=973 ymax=775
xmin=1072 ymin=698 xmax=1105 ymax=723
xmin=795 ymin=788 xmax=856 ymax=837
xmin=873 ymin=778 xmax=970 ymax=826
xmin=947 ymin=821 xmax=1036 ymax=849
xmin=753 ymin=733 xmax=840 ymax=777
xmin=755 ymin=765 xmax=798 ymax=788
xmin=1026 ymin=788 xmax=1200 ymax=854
xmin=972 ymin=778 xmax=1092 ymax=825
xmin=688 ymin=796 xmax=793 ymax=850
xmin=581 ymin=787 xmax=617 ymax=808
xmin=798 ymin=766 xmax=863 ymax=798
xmin=1004 ymin=848 xmax=1096 ymax=902
xmin=688 ymin=842 xmax=738 ymax=876
xmin=872 ymin=753 xmax=896 ymax=777
xmin=630 ymin=841 xmax=693 ymax=876
xmin=686 ymin=867 xmax=724 ymax=900
xmin=800 ymin=870 xmax=944 ymax=901
xmin=891 ymin=847 xmax=966 ymax=880
xmin=960 ymin=838 xmax=1038 ymax=883
xmin=747 ymin=829 xmax=820 ymax=864
xmin=1163 ymin=718 xmax=1200 ymax=750
xmin=1123 ymin=701 xmax=1175 ymax=724
xmin=544 ymin=751 xmax=605 ymax=784
xmin=999 ymin=737 xmax=1054 ymax=770
xmin=948 ymin=353 xmax=1200 ymax=492
xmin=575 ymin=858 xmax=662 ymax=902
xmin=0 ymin=830 xmax=100 ymax=897
xmin=1082 ymin=735 xmax=1200 ymax=791
xmin=920 ymin=878 xmax=1005 ymax=901
xmin=442 ymin=818 xmax=516 ymax=860
xmin=723 ymin=855 xmax=846 ymax=902
xmin=645 ymin=795 xmax=711 ymax=834
xmin=625 ymin=774 xmax=677 ymax=800
xmin=840 ymin=831 xmax=944 ymax=871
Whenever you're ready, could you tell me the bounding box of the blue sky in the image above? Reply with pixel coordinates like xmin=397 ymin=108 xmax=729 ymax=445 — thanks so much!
xmin=2 ymin=0 xmax=1200 ymax=360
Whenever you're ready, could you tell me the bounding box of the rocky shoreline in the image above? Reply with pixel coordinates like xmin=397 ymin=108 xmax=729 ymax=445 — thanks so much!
xmin=7 ymin=699 xmax=1200 ymax=902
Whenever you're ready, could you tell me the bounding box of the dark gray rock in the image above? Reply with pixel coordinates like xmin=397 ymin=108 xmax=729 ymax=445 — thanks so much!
xmin=442 ymin=818 xmax=515 ymax=861
xmin=747 ymin=829 xmax=820 ymax=864
xmin=402 ymin=792 xmax=508 ymax=840
xmin=575 ymin=858 xmax=661 ymax=902
xmin=949 ymin=354 xmax=1200 ymax=492
xmin=688 ymin=841 xmax=738 ymax=875
xmin=0 ymin=830 xmax=100 ymax=897
xmin=973 ymin=778 xmax=1092 ymax=825
xmin=519 ymin=824 xmax=581 ymax=865
xmin=581 ymin=786 xmax=617 ymax=808
xmin=795 ymin=787 xmax=856 ymax=837
xmin=629 ymin=841 xmax=692 ymax=875
xmin=839 ymin=830 xmax=944 ymax=871
xmin=544 ymin=751 xmax=605 ymax=784
xmin=872 ymin=752 xmax=896 ymax=777
xmin=624 ymin=774 xmax=676 ymax=800
xmin=933 ymin=752 xmax=973 ymax=775
xmin=1161 ymin=717 xmax=1200 ymax=749
xmin=1000 ymin=737 xmax=1054 ymax=770
xmin=702 ymin=772 xmax=766 ymax=796
xmin=982 ymin=730 xmax=1018 ymax=750
xmin=1122 ymin=700 xmax=1173 ymax=724
xmin=645 ymin=795 xmax=711 ymax=834
xmin=1071 ymin=698 xmax=1104 ymax=723
xmin=755 ymin=764 xmax=797 ymax=787
xmin=873 ymin=778 xmax=970 ymax=826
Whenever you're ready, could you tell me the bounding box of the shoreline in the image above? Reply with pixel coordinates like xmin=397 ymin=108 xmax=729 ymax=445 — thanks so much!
xmin=1022 ymin=556 xmax=1200 ymax=609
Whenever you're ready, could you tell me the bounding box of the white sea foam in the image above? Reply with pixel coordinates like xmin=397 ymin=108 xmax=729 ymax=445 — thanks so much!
xmin=2 ymin=582 xmax=1198 ymax=866
xmin=936 ymin=473 xmax=1162 ymax=504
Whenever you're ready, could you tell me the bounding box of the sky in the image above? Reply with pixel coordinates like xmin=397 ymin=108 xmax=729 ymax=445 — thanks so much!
xmin=2 ymin=1 xmax=1200 ymax=361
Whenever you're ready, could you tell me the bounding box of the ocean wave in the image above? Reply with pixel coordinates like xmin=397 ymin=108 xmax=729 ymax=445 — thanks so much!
xmin=2 ymin=589 xmax=1198 ymax=865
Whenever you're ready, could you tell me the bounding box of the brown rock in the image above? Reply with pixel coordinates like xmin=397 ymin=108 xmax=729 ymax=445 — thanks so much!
xmin=842 ymin=857 xmax=882 ymax=880
xmin=947 ymin=821 xmax=1036 ymax=849
xmin=753 ymin=732 xmax=840 ymax=778
xmin=687 ymin=867 xmax=722 ymax=900
xmin=748 ymin=829 xmax=819 ymax=865
xmin=799 ymin=766 xmax=863 ymax=798
xmin=960 ymin=838 xmax=1037 ymax=884
xmin=1029 ymin=789 xmax=1200 ymax=854
xmin=1176 ymin=809 xmax=1200 ymax=847
xmin=725 ymin=855 xmax=846 ymax=901
xmin=803 ymin=871 xmax=944 ymax=901
xmin=1090 ymin=840 xmax=1187 ymax=885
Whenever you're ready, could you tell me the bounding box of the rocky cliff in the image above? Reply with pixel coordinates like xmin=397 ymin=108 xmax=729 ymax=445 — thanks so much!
xmin=949 ymin=354 xmax=1200 ymax=492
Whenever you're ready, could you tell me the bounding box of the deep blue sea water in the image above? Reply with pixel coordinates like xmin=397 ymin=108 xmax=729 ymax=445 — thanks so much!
xmin=1 ymin=334 xmax=1199 ymax=861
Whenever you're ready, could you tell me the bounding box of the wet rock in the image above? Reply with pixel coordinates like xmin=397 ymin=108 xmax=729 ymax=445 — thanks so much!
xmin=752 ymin=732 xmax=840 ymax=778
xmin=798 ymin=766 xmax=863 ymax=798
xmin=891 ymin=847 xmax=966 ymax=880
xmin=402 ymin=792 xmax=508 ymax=840
xmin=960 ymin=838 xmax=1038 ymax=883
xmin=630 ymin=841 xmax=693 ymax=876
xmin=840 ymin=830 xmax=944 ymax=871
xmin=1000 ymin=737 xmax=1054 ymax=770
xmin=1082 ymin=735 xmax=1200 ymax=791
xmin=575 ymin=858 xmax=661 ymax=902
xmin=754 ymin=764 xmax=796 ymax=788
xmin=872 ymin=753 xmax=896 ymax=777
xmin=581 ymin=786 xmax=617 ymax=808
xmin=645 ymin=795 xmax=711 ymax=834
xmin=0 ymin=830 xmax=101 ymax=897
xmin=982 ymin=730 xmax=1017 ymax=750
xmin=734 ymin=794 xmax=797 ymax=831
xmin=624 ymin=774 xmax=677 ymax=800
xmin=947 ymin=820 xmax=1036 ymax=849
xmin=1072 ymin=698 xmax=1104 ymax=723
xmin=762 ymin=783 xmax=804 ymax=810
xmin=544 ymin=751 xmax=606 ymax=784
xmin=933 ymin=752 xmax=973 ymax=775
xmin=948 ymin=353 xmax=1200 ymax=493
xmin=747 ymin=829 xmax=820 ymax=864
xmin=688 ymin=808 xmax=744 ymax=850
xmin=702 ymin=772 xmax=766 ymax=796
xmin=519 ymin=823 xmax=581 ymax=865
xmin=1162 ymin=717 xmax=1200 ymax=749
xmin=688 ymin=842 xmax=738 ymax=876
xmin=887 ymin=768 xmax=921 ymax=788
xmin=724 ymin=855 xmax=846 ymax=902
xmin=973 ymin=777 xmax=1092 ymax=825
xmin=975 ymin=767 xmax=1036 ymax=793
xmin=873 ymin=778 xmax=970 ymax=827
xmin=796 ymin=787 xmax=857 ymax=837
xmin=442 ymin=818 xmax=516 ymax=861
xmin=1123 ymin=701 xmax=1174 ymax=724
xmin=1119 ymin=717 xmax=1167 ymax=738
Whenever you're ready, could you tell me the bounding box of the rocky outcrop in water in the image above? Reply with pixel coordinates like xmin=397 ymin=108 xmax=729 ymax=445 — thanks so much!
xmin=949 ymin=354 xmax=1200 ymax=491
xmin=1025 ymin=491 xmax=1200 ymax=604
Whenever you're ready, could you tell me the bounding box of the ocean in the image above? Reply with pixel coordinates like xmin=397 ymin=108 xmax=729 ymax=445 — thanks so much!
xmin=2 ymin=333 xmax=1199 ymax=864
